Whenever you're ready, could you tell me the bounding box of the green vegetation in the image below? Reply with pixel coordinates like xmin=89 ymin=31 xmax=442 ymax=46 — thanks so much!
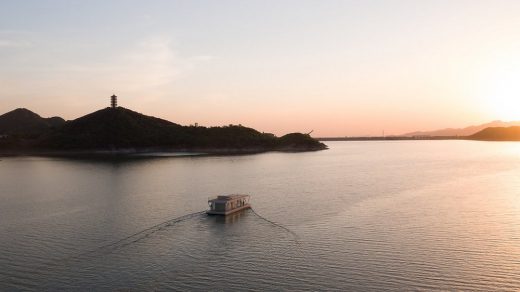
xmin=0 ymin=107 xmax=327 ymax=154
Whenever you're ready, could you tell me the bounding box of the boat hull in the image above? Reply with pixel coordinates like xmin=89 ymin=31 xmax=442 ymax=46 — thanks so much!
xmin=206 ymin=204 xmax=251 ymax=216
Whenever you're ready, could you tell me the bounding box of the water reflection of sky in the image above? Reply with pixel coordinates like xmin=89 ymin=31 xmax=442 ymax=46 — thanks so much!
xmin=1 ymin=141 xmax=520 ymax=290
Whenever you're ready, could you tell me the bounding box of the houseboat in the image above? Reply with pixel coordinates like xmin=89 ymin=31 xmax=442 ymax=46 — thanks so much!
xmin=207 ymin=194 xmax=251 ymax=215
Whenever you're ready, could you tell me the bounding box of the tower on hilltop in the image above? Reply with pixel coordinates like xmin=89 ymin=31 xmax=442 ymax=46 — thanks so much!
xmin=110 ymin=94 xmax=117 ymax=108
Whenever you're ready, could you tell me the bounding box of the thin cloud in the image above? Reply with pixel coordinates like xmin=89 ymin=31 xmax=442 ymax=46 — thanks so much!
xmin=102 ymin=36 xmax=181 ymax=91
xmin=29 ymin=36 xmax=182 ymax=93
xmin=0 ymin=30 xmax=33 ymax=48
xmin=0 ymin=39 xmax=31 ymax=48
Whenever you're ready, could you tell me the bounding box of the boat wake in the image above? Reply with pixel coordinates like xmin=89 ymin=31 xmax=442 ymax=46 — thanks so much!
xmin=249 ymin=208 xmax=304 ymax=258
xmin=56 ymin=211 xmax=205 ymax=265
xmin=250 ymin=208 xmax=300 ymax=242
xmin=46 ymin=208 xmax=303 ymax=271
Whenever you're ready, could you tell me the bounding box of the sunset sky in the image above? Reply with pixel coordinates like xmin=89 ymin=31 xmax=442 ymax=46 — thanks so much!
xmin=1 ymin=0 xmax=520 ymax=136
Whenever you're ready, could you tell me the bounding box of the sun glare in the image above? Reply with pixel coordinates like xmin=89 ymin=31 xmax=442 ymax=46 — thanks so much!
xmin=480 ymin=65 xmax=520 ymax=121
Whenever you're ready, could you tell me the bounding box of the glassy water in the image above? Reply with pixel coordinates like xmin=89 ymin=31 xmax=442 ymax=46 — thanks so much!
xmin=1 ymin=141 xmax=520 ymax=291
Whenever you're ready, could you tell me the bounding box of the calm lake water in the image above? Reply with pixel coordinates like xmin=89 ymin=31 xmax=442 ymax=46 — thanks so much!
xmin=2 ymin=141 xmax=520 ymax=291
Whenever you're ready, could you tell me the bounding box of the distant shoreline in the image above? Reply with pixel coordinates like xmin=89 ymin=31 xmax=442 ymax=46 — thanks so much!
xmin=317 ymin=136 xmax=464 ymax=141
xmin=318 ymin=134 xmax=520 ymax=142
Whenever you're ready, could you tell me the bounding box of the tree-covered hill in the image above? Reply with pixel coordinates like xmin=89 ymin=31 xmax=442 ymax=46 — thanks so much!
xmin=0 ymin=107 xmax=327 ymax=153
xmin=0 ymin=108 xmax=65 ymax=136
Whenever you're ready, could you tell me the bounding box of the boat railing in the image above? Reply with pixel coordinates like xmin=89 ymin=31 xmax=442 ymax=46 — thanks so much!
xmin=207 ymin=195 xmax=251 ymax=202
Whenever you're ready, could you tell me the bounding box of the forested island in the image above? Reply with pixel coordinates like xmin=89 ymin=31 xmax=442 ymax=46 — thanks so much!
xmin=0 ymin=107 xmax=327 ymax=156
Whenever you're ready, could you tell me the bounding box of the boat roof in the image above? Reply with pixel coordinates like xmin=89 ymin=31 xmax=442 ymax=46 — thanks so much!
xmin=209 ymin=194 xmax=250 ymax=202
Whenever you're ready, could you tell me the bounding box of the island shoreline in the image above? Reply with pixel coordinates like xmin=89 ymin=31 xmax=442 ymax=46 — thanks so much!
xmin=0 ymin=146 xmax=327 ymax=158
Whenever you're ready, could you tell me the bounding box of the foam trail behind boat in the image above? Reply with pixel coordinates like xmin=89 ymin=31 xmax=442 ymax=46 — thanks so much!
xmin=249 ymin=207 xmax=304 ymax=258
xmin=49 ymin=211 xmax=205 ymax=266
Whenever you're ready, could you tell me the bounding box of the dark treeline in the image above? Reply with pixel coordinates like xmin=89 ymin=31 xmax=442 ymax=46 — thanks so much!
xmin=0 ymin=107 xmax=327 ymax=154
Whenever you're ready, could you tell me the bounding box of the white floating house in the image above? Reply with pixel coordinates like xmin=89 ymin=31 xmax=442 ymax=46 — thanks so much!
xmin=207 ymin=194 xmax=251 ymax=215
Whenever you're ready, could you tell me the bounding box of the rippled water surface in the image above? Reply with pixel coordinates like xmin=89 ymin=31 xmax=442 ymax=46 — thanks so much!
xmin=2 ymin=141 xmax=520 ymax=291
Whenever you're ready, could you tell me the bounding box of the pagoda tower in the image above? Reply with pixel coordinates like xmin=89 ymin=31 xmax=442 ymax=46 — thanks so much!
xmin=110 ymin=94 xmax=117 ymax=108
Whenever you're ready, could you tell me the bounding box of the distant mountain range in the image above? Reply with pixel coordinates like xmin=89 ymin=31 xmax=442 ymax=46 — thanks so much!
xmin=402 ymin=120 xmax=520 ymax=137
xmin=0 ymin=107 xmax=327 ymax=155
